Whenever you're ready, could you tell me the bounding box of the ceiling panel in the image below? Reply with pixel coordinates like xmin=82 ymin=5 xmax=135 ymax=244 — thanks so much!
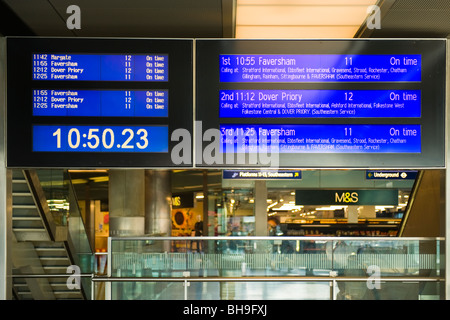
xmin=235 ymin=0 xmax=378 ymax=39
xmin=2 ymin=0 xmax=233 ymax=38
xmin=237 ymin=26 xmax=359 ymax=39
xmin=238 ymin=0 xmax=376 ymax=5
xmin=3 ymin=0 xmax=73 ymax=36
xmin=48 ymin=0 xmax=224 ymax=37
xmin=3 ymin=0 xmax=450 ymax=39
xmin=357 ymin=0 xmax=450 ymax=38
xmin=237 ymin=6 xmax=372 ymax=26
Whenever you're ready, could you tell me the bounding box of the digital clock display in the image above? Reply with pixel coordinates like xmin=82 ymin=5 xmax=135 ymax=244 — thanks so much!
xmin=33 ymin=125 xmax=168 ymax=152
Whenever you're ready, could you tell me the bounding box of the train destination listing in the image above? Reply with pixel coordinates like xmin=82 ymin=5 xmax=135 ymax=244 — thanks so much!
xmin=32 ymin=53 xmax=168 ymax=81
xmin=32 ymin=89 xmax=168 ymax=117
xmin=219 ymin=89 xmax=421 ymax=118
xmin=220 ymin=124 xmax=421 ymax=154
xmin=220 ymin=54 xmax=421 ymax=82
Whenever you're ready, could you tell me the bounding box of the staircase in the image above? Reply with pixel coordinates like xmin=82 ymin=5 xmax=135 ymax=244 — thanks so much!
xmin=11 ymin=169 xmax=88 ymax=300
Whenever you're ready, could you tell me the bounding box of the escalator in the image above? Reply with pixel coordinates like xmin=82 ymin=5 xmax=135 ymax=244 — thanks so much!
xmin=11 ymin=169 xmax=92 ymax=300
xmin=398 ymin=170 xmax=443 ymax=238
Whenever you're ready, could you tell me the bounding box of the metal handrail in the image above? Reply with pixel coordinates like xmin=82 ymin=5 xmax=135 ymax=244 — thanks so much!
xmin=12 ymin=274 xmax=94 ymax=278
xmin=96 ymin=275 xmax=443 ymax=300
xmin=91 ymin=276 xmax=443 ymax=282
xmin=12 ymin=273 xmax=443 ymax=301
xmin=11 ymin=274 xmax=443 ymax=282
xmin=108 ymin=236 xmax=445 ymax=241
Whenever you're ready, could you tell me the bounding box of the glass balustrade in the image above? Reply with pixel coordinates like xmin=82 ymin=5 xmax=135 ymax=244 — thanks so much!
xmin=102 ymin=236 xmax=443 ymax=300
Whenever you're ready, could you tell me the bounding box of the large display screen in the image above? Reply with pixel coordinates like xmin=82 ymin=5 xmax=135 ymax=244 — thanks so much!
xmin=32 ymin=53 xmax=168 ymax=81
xmin=6 ymin=38 xmax=446 ymax=169
xmin=219 ymin=89 xmax=421 ymax=118
xmin=32 ymin=89 xmax=168 ymax=117
xmin=220 ymin=54 xmax=421 ymax=83
xmin=7 ymin=37 xmax=193 ymax=168
xmin=33 ymin=125 xmax=168 ymax=152
xmin=196 ymin=39 xmax=446 ymax=168
xmin=220 ymin=124 xmax=421 ymax=154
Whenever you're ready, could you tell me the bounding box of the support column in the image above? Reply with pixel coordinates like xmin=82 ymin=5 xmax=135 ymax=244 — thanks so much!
xmin=144 ymin=170 xmax=172 ymax=236
xmin=108 ymin=169 xmax=145 ymax=236
xmin=202 ymin=170 xmax=208 ymax=236
xmin=207 ymin=195 xmax=216 ymax=237
xmin=445 ymin=37 xmax=450 ymax=300
xmin=254 ymin=180 xmax=268 ymax=236
xmin=84 ymin=183 xmax=95 ymax=249
xmin=347 ymin=206 xmax=359 ymax=224
xmin=441 ymin=170 xmax=447 ymax=299
xmin=0 ymin=37 xmax=11 ymax=299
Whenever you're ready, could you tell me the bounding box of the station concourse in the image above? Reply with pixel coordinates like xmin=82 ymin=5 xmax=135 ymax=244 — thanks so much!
xmin=0 ymin=0 xmax=449 ymax=302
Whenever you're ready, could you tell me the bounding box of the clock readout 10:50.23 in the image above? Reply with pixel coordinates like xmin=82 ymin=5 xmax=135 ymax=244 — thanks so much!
xmin=33 ymin=125 xmax=169 ymax=152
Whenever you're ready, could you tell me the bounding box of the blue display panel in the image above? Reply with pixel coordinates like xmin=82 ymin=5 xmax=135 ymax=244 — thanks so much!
xmin=32 ymin=53 xmax=168 ymax=81
xmin=219 ymin=89 xmax=421 ymax=118
xmin=220 ymin=54 xmax=421 ymax=82
xmin=220 ymin=124 xmax=421 ymax=154
xmin=33 ymin=89 xmax=168 ymax=117
xmin=8 ymin=38 xmax=194 ymax=168
xmin=33 ymin=125 xmax=168 ymax=152
xmin=195 ymin=39 xmax=446 ymax=168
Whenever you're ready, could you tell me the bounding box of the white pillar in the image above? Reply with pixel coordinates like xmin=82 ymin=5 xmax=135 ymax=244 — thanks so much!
xmin=254 ymin=180 xmax=267 ymax=236
xmin=347 ymin=206 xmax=359 ymax=224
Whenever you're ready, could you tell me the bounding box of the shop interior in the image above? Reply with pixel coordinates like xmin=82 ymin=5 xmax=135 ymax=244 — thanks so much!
xmin=62 ymin=168 xmax=425 ymax=254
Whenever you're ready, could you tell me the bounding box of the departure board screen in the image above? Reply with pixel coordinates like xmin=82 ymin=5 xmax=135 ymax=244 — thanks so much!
xmin=196 ymin=39 xmax=446 ymax=168
xmin=32 ymin=53 xmax=168 ymax=81
xmin=32 ymin=89 xmax=168 ymax=117
xmin=220 ymin=54 xmax=421 ymax=83
xmin=219 ymin=89 xmax=421 ymax=118
xmin=220 ymin=124 xmax=421 ymax=153
xmin=7 ymin=37 xmax=193 ymax=168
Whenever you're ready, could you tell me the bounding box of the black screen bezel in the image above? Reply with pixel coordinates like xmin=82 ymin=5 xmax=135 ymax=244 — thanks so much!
xmin=7 ymin=37 xmax=193 ymax=168
xmin=195 ymin=39 xmax=446 ymax=169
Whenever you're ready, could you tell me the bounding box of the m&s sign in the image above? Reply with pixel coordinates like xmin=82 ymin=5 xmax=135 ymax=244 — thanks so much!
xmin=295 ymin=189 xmax=398 ymax=206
